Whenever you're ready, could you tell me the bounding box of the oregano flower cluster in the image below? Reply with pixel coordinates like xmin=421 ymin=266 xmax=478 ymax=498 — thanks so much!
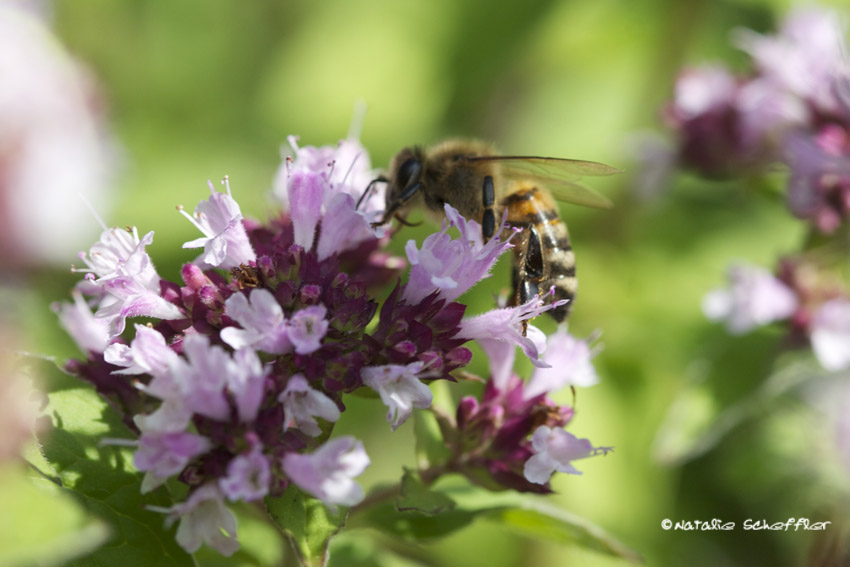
xmin=54 ymin=136 xmax=609 ymax=556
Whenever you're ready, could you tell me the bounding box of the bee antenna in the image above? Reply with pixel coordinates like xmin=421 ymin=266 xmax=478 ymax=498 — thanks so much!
xmin=357 ymin=176 xmax=387 ymax=210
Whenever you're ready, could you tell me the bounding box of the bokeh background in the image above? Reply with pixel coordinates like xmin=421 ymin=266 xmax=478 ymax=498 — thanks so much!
xmin=12 ymin=0 xmax=850 ymax=565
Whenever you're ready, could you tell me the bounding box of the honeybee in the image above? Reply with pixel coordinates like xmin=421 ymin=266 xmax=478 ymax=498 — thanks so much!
xmin=367 ymin=139 xmax=618 ymax=322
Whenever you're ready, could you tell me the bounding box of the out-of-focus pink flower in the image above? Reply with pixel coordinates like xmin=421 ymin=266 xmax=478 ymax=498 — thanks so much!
xmin=134 ymin=430 xmax=211 ymax=493
xmin=524 ymin=330 xmax=599 ymax=400
xmin=810 ymin=299 xmax=850 ymax=371
xmin=219 ymin=441 xmax=271 ymax=502
xmin=0 ymin=6 xmax=115 ymax=268
xmin=0 ymin=348 xmax=42 ymax=463
xmin=282 ymin=436 xmax=370 ymax=507
xmin=52 ymin=290 xmax=111 ymax=355
xmin=169 ymin=483 xmax=239 ymax=556
xmin=703 ymin=263 xmax=798 ymax=334
xmin=735 ymin=6 xmax=847 ymax=113
xmin=785 ymin=130 xmax=850 ymax=233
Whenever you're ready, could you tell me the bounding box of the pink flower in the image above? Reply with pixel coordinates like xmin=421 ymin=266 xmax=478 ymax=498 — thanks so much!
xmin=734 ymin=6 xmax=847 ymax=113
xmin=274 ymin=136 xmax=385 ymax=260
xmin=361 ymin=361 xmax=433 ymax=430
xmin=104 ymin=324 xmax=179 ymax=378
xmin=219 ymin=442 xmax=271 ymax=502
xmin=0 ymin=5 xmax=114 ymax=267
xmin=169 ymin=483 xmax=239 ymax=556
xmin=524 ymin=426 xmax=611 ymax=484
xmin=458 ymin=291 xmax=567 ymax=368
xmin=52 ymin=290 xmax=111 ymax=354
xmin=286 ymin=304 xmax=329 ymax=355
xmin=524 ymin=330 xmax=599 ymax=400
xmin=134 ymin=430 xmax=211 ymax=493
xmin=181 ymin=178 xmax=256 ymax=270
xmin=288 ymin=171 xmax=324 ymax=251
xmin=403 ymin=204 xmax=517 ymax=304
xmin=221 ymin=288 xmax=291 ymax=354
xmin=702 ymin=263 xmax=798 ymax=334
xmin=76 ymin=228 xmax=183 ymax=336
xmin=279 ymin=374 xmax=340 ymax=436
xmin=810 ymin=299 xmax=850 ymax=372
xmin=282 ymin=436 xmax=370 ymax=507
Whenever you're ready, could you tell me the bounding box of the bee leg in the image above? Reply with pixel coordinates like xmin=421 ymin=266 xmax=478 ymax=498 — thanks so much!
xmin=481 ymin=175 xmax=496 ymax=241
xmin=515 ymin=226 xmax=545 ymax=338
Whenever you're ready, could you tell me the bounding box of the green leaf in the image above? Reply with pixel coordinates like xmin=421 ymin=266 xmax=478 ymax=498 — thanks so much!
xmin=445 ymin=486 xmax=642 ymax=563
xmin=353 ymin=481 xmax=640 ymax=562
xmin=0 ymin=463 xmax=109 ymax=567
xmin=328 ymin=533 xmax=430 ymax=567
xmin=36 ymin=385 xmax=195 ymax=567
xmin=266 ymin=485 xmax=348 ymax=567
xmin=395 ymin=469 xmax=455 ymax=516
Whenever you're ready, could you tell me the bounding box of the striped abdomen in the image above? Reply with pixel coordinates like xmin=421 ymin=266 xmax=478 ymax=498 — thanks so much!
xmin=500 ymin=183 xmax=576 ymax=322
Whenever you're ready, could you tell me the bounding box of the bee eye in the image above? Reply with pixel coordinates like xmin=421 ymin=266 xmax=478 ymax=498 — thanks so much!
xmin=396 ymin=158 xmax=422 ymax=189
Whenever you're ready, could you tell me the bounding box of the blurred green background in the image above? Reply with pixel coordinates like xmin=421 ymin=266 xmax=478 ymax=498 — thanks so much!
xmin=25 ymin=0 xmax=850 ymax=565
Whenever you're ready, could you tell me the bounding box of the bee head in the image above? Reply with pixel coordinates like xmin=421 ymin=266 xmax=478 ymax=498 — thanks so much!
xmin=386 ymin=146 xmax=426 ymax=210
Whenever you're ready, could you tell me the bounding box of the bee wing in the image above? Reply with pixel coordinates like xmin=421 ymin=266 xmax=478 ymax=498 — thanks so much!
xmin=466 ymin=156 xmax=619 ymax=209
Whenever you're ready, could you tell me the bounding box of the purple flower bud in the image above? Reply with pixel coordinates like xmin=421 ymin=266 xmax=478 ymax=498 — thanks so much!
xmin=282 ymin=436 xmax=370 ymax=507
xmin=181 ymin=263 xmax=207 ymax=290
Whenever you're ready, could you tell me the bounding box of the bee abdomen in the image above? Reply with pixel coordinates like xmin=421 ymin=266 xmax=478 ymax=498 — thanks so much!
xmin=502 ymin=185 xmax=576 ymax=322
xmin=538 ymin=220 xmax=576 ymax=323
